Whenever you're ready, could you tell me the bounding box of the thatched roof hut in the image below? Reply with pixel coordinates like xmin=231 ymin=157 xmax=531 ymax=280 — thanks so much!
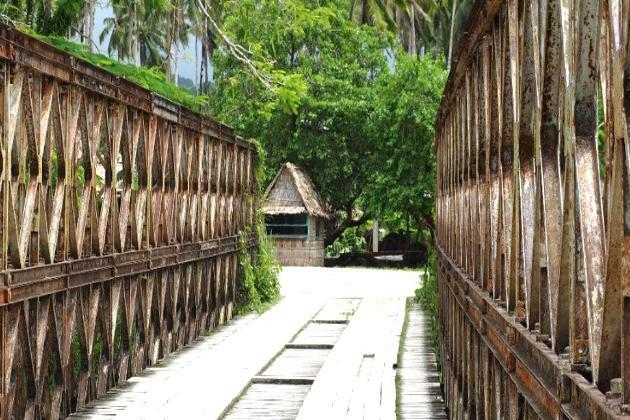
xmin=264 ymin=162 xmax=332 ymax=219
xmin=264 ymin=163 xmax=332 ymax=266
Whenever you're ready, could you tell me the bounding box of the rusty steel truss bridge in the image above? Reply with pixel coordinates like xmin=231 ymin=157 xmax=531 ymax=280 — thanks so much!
xmin=0 ymin=25 xmax=257 ymax=419
xmin=436 ymin=0 xmax=629 ymax=418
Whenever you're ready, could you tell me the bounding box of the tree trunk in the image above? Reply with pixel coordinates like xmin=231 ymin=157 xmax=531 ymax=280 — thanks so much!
xmin=165 ymin=6 xmax=175 ymax=80
xmin=372 ymin=219 xmax=379 ymax=252
xmin=361 ymin=0 xmax=369 ymax=25
xmin=408 ymin=2 xmax=416 ymax=56
xmin=325 ymin=213 xmax=369 ymax=247
xmin=43 ymin=0 xmax=53 ymax=20
xmin=447 ymin=0 xmax=458 ymax=70
xmin=82 ymin=0 xmax=95 ymax=51
xmin=174 ymin=47 xmax=179 ymax=86
xmin=130 ymin=0 xmax=139 ymax=65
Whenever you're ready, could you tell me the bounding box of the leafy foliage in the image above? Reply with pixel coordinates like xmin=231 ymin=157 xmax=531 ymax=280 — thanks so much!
xmin=237 ymin=144 xmax=281 ymax=315
xmin=364 ymin=53 xmax=446 ymax=232
xmin=325 ymin=227 xmax=368 ymax=257
xmin=99 ymin=0 xmax=172 ymax=66
xmin=3 ymin=0 xmax=85 ymax=36
xmin=237 ymin=216 xmax=282 ymax=314
xmin=209 ymin=1 xmax=392 ymax=240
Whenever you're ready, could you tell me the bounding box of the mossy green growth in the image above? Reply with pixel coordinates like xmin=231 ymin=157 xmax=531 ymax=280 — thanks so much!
xmin=414 ymin=247 xmax=442 ymax=379
xmin=25 ymin=30 xmax=209 ymax=112
xmin=236 ymin=217 xmax=281 ymax=315
xmin=236 ymin=143 xmax=281 ymax=315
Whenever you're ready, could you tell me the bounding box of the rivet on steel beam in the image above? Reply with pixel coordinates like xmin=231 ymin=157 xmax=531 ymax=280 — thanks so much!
xmin=507 ymin=327 xmax=517 ymax=346
xmin=507 ymin=354 xmax=516 ymax=372
xmin=610 ymin=378 xmax=623 ymax=395
xmin=535 ymin=334 xmax=550 ymax=343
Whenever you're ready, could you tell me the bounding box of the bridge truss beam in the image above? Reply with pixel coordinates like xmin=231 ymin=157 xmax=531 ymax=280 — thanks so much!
xmin=436 ymin=0 xmax=629 ymax=418
xmin=0 ymin=25 xmax=257 ymax=419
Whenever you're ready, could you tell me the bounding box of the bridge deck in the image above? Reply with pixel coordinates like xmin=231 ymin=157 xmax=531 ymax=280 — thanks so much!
xmin=69 ymin=268 xmax=441 ymax=419
xmin=397 ymin=302 xmax=447 ymax=419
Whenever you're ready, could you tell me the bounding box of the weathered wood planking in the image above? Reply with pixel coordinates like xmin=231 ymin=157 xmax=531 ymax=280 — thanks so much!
xmin=397 ymin=302 xmax=447 ymax=419
xmin=312 ymin=298 xmax=361 ymax=322
xmin=290 ymin=322 xmax=347 ymax=347
xmin=223 ymin=298 xmax=357 ymax=420
xmin=67 ymin=315 xmax=258 ymax=419
xmin=258 ymin=348 xmax=330 ymax=380
xmin=223 ymin=384 xmax=311 ymax=420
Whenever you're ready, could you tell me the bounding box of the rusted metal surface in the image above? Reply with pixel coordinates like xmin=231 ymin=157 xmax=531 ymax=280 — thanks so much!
xmin=436 ymin=0 xmax=630 ymax=418
xmin=0 ymin=24 xmax=257 ymax=419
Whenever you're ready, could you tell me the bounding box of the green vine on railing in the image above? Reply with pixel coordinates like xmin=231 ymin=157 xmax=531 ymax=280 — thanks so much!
xmin=237 ymin=216 xmax=281 ymax=315
xmin=237 ymin=142 xmax=281 ymax=315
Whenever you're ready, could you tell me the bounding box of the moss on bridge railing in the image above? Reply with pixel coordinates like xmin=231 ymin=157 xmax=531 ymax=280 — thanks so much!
xmin=25 ymin=30 xmax=209 ymax=111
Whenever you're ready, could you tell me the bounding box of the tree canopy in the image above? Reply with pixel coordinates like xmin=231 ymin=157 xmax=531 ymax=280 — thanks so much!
xmin=3 ymin=0 xmax=451 ymax=245
xmin=208 ymin=0 xmax=447 ymax=244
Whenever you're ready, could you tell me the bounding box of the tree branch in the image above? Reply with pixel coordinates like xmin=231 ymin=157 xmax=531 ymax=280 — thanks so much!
xmin=197 ymin=0 xmax=274 ymax=90
xmin=325 ymin=212 xmax=370 ymax=247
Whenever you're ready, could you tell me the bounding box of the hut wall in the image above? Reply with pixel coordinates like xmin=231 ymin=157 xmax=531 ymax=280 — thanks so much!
xmin=272 ymin=216 xmax=325 ymax=266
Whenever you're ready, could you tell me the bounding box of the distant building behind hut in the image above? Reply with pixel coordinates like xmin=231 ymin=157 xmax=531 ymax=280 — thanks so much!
xmin=264 ymin=163 xmax=332 ymax=266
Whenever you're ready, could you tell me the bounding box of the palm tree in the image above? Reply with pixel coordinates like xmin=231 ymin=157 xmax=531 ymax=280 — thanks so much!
xmin=100 ymin=0 xmax=168 ymax=66
xmin=348 ymin=0 xmax=428 ymax=56
xmin=348 ymin=0 xmax=471 ymax=63
xmin=81 ymin=0 xmax=95 ymax=50
xmin=164 ymin=0 xmax=192 ymax=84
xmin=349 ymin=0 xmax=398 ymax=30
xmin=189 ymin=0 xmax=223 ymax=93
xmin=414 ymin=0 xmax=472 ymax=66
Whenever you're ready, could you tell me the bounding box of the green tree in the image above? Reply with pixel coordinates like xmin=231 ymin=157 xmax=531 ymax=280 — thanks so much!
xmin=3 ymin=0 xmax=85 ymax=36
xmin=364 ymin=52 xmax=447 ymax=242
xmin=208 ymin=0 xmax=392 ymax=245
xmin=414 ymin=0 xmax=472 ymax=67
xmin=347 ymin=0 xmax=472 ymax=65
xmin=99 ymin=0 xmax=169 ymax=65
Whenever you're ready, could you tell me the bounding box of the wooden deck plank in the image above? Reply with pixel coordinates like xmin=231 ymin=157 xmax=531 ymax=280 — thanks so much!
xmin=396 ymin=301 xmax=447 ymax=419
xmin=290 ymin=322 xmax=347 ymax=346
xmin=260 ymin=348 xmax=330 ymax=378
xmin=72 ymin=296 xmax=323 ymax=419
xmin=71 ymin=268 xmax=422 ymax=420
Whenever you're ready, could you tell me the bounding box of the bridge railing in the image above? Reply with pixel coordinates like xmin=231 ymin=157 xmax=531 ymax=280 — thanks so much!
xmin=436 ymin=0 xmax=629 ymax=418
xmin=0 ymin=25 xmax=257 ymax=419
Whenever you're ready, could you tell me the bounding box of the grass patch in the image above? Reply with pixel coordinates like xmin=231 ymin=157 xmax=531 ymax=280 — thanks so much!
xmin=23 ymin=30 xmax=209 ymax=112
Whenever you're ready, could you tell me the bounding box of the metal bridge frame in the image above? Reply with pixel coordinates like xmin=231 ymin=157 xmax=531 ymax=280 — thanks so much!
xmin=436 ymin=0 xmax=629 ymax=418
xmin=0 ymin=25 xmax=257 ymax=419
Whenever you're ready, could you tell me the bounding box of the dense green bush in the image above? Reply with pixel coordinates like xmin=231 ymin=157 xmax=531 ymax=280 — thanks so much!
xmin=325 ymin=227 xmax=368 ymax=257
xmin=237 ymin=218 xmax=281 ymax=314
xmin=236 ymin=144 xmax=281 ymax=315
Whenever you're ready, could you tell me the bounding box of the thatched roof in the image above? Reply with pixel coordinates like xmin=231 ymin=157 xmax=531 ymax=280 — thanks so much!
xmin=264 ymin=163 xmax=333 ymax=219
